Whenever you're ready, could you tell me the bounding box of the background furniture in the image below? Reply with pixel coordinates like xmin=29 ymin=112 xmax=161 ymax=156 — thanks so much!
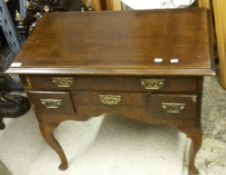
xmin=82 ymin=0 xmax=121 ymax=10
xmin=0 ymin=0 xmax=21 ymax=71
xmin=199 ymin=0 xmax=226 ymax=89
xmin=0 ymin=0 xmax=22 ymax=54
xmin=82 ymin=0 xmax=196 ymax=11
xmin=0 ymin=75 xmax=30 ymax=130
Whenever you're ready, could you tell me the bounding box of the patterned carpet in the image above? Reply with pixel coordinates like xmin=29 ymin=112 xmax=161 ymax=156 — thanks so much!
xmin=196 ymin=76 xmax=226 ymax=175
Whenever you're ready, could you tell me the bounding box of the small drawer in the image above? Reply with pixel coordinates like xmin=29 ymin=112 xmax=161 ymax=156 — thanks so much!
xmin=27 ymin=91 xmax=75 ymax=116
xmin=148 ymin=94 xmax=197 ymax=119
xmin=24 ymin=75 xmax=198 ymax=92
xmin=72 ymin=91 xmax=148 ymax=119
xmin=72 ymin=92 xmax=147 ymax=106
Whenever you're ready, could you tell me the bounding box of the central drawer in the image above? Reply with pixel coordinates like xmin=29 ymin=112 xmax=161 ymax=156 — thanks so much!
xmin=24 ymin=75 xmax=198 ymax=92
xmin=72 ymin=91 xmax=148 ymax=120
xmin=73 ymin=91 xmax=147 ymax=106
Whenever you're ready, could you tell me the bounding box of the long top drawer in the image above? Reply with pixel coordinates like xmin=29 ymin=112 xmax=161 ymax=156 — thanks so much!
xmin=23 ymin=75 xmax=198 ymax=92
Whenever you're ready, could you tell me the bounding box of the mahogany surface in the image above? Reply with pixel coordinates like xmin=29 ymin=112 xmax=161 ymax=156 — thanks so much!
xmin=7 ymin=9 xmax=214 ymax=75
xmin=6 ymin=9 xmax=215 ymax=175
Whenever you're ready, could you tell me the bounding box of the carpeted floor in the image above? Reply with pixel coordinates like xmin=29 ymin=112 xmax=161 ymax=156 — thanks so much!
xmin=0 ymin=76 xmax=226 ymax=175
xmin=196 ymin=76 xmax=226 ymax=175
xmin=0 ymin=111 xmax=188 ymax=175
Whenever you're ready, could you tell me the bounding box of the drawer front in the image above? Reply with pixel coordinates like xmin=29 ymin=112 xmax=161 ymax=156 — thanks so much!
xmin=148 ymin=94 xmax=197 ymax=119
xmin=73 ymin=92 xmax=147 ymax=106
xmin=27 ymin=90 xmax=198 ymax=125
xmin=25 ymin=75 xmax=198 ymax=92
xmin=72 ymin=91 xmax=148 ymax=120
xmin=27 ymin=91 xmax=75 ymax=116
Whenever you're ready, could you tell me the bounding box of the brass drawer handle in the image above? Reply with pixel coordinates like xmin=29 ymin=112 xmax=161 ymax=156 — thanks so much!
xmin=40 ymin=99 xmax=63 ymax=109
xmin=52 ymin=77 xmax=74 ymax=88
xmin=98 ymin=95 xmax=121 ymax=105
xmin=161 ymin=102 xmax=186 ymax=114
xmin=140 ymin=78 xmax=165 ymax=90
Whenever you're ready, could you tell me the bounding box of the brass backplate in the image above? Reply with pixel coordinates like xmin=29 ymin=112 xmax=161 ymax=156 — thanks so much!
xmin=40 ymin=99 xmax=63 ymax=109
xmin=140 ymin=78 xmax=165 ymax=90
xmin=98 ymin=95 xmax=121 ymax=105
xmin=161 ymin=102 xmax=186 ymax=114
xmin=52 ymin=77 xmax=74 ymax=88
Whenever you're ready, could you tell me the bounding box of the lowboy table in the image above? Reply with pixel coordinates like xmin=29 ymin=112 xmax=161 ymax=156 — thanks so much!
xmin=6 ymin=9 xmax=215 ymax=175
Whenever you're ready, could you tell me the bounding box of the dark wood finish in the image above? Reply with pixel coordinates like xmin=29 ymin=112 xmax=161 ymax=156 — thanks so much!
xmin=5 ymin=9 xmax=215 ymax=175
xmin=179 ymin=127 xmax=202 ymax=175
xmin=149 ymin=94 xmax=197 ymax=119
xmin=73 ymin=91 xmax=147 ymax=106
xmin=24 ymin=75 xmax=198 ymax=92
xmin=39 ymin=122 xmax=68 ymax=170
xmin=6 ymin=9 xmax=215 ymax=76
xmin=28 ymin=91 xmax=75 ymax=116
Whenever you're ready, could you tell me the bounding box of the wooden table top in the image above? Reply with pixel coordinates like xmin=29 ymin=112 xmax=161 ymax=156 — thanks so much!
xmin=7 ymin=8 xmax=215 ymax=76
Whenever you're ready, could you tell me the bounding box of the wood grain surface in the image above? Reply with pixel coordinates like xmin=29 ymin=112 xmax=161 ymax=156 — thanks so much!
xmin=6 ymin=9 xmax=215 ymax=76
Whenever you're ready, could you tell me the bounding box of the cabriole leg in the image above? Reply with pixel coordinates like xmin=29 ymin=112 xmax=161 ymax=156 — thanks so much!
xmin=179 ymin=127 xmax=202 ymax=175
xmin=39 ymin=122 xmax=68 ymax=170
